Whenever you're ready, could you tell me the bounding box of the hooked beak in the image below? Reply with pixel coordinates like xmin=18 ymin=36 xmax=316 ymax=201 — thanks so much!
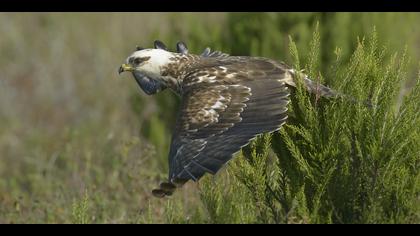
xmin=118 ymin=64 xmax=134 ymax=75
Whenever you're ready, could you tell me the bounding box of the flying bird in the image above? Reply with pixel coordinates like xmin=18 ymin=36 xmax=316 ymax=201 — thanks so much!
xmin=118 ymin=40 xmax=339 ymax=198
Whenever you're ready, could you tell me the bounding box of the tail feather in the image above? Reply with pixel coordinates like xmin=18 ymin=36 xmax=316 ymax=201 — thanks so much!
xmin=286 ymin=69 xmax=339 ymax=98
xmin=302 ymin=76 xmax=340 ymax=98
xmin=287 ymin=69 xmax=374 ymax=108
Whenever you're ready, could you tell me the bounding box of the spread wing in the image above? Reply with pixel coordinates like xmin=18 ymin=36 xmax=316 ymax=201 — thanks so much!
xmin=152 ymin=57 xmax=291 ymax=197
xmin=171 ymin=58 xmax=290 ymax=179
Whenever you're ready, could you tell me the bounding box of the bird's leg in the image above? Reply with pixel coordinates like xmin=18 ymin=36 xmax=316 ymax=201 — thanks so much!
xmin=151 ymin=178 xmax=188 ymax=198
xmin=152 ymin=182 xmax=175 ymax=198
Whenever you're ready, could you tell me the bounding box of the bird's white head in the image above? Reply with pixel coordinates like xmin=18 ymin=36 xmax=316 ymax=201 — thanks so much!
xmin=119 ymin=48 xmax=176 ymax=79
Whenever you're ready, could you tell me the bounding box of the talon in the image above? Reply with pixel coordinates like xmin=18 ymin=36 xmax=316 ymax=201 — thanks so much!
xmin=160 ymin=182 xmax=176 ymax=192
xmin=152 ymin=189 xmax=166 ymax=198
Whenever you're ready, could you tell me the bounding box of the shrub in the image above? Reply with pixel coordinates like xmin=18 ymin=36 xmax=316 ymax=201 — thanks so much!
xmin=191 ymin=27 xmax=419 ymax=224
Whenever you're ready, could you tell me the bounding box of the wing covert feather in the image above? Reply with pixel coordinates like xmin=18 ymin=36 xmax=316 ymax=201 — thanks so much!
xmin=167 ymin=58 xmax=291 ymax=184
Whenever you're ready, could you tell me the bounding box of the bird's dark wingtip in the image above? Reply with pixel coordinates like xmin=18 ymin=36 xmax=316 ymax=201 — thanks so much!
xmin=154 ymin=40 xmax=168 ymax=50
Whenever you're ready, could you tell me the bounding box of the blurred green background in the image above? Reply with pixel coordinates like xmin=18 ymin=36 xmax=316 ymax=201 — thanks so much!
xmin=0 ymin=12 xmax=419 ymax=223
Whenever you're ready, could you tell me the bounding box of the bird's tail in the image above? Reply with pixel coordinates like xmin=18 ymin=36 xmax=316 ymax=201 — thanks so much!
xmin=288 ymin=69 xmax=374 ymax=107
xmin=287 ymin=69 xmax=340 ymax=98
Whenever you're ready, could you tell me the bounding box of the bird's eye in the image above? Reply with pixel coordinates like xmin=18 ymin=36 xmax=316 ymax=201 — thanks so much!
xmin=134 ymin=58 xmax=142 ymax=64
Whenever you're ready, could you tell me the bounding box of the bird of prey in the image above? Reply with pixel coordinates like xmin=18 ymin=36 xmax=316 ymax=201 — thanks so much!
xmin=118 ymin=40 xmax=339 ymax=198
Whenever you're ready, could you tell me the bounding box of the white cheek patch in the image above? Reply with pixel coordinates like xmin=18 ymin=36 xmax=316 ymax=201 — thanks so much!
xmin=142 ymin=62 xmax=158 ymax=74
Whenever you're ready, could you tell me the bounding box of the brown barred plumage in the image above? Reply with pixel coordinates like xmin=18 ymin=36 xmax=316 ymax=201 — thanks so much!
xmin=119 ymin=41 xmax=340 ymax=198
